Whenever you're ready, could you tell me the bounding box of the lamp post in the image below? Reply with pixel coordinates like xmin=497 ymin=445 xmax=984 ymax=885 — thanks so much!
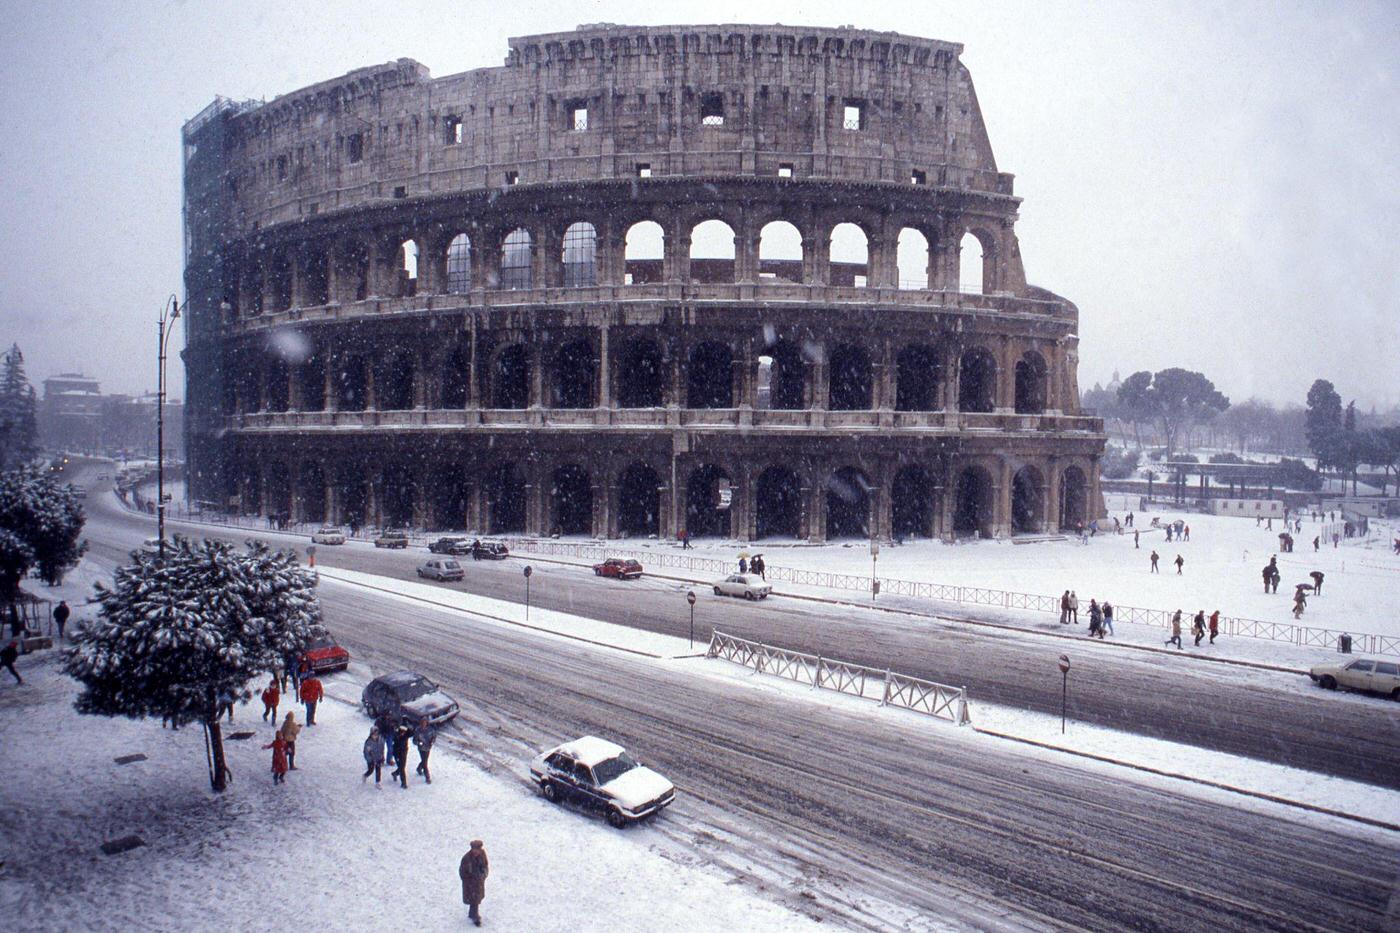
xmin=157 ymin=294 xmax=183 ymax=560
xmin=1057 ymin=654 xmax=1071 ymax=734
xmin=686 ymin=590 xmax=696 ymax=649
xmin=523 ymin=565 xmax=533 ymax=621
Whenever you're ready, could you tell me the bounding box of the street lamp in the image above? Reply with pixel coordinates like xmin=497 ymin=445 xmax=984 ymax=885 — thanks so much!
xmin=157 ymin=294 xmax=184 ymax=559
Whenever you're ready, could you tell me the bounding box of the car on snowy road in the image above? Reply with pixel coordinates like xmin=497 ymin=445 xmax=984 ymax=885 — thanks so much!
xmin=1309 ymin=658 xmax=1400 ymax=700
xmin=361 ymin=671 xmax=460 ymax=727
xmin=530 ymin=735 xmax=675 ymax=828
xmin=311 ymin=527 xmax=347 ymax=545
xmin=592 ymin=558 xmax=643 ymax=580
xmin=470 ymin=540 xmax=509 ymax=560
xmin=299 ymin=636 xmax=350 ymax=674
xmin=417 ymin=558 xmax=465 ymax=582
xmin=373 ymin=529 xmax=410 ymax=549
xmin=427 ymin=536 xmax=473 ymax=555
xmin=713 ymin=573 xmax=771 ymax=600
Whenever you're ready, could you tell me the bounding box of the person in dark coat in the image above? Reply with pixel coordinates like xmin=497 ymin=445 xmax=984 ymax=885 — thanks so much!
xmin=751 ymin=555 xmax=766 ymax=580
xmin=376 ymin=713 xmax=397 ymax=766
xmin=1 ymin=640 xmax=21 ymax=684
xmin=1174 ymin=554 xmax=1185 ymax=575
xmin=1192 ymin=610 xmax=1206 ymax=647
xmin=390 ymin=724 xmax=412 ymax=788
xmin=1309 ymin=570 xmax=1324 ymax=595
xmin=53 ymin=600 xmax=71 ymax=640
xmin=1149 ymin=550 xmax=1160 ymax=573
xmin=1059 ymin=591 xmax=1071 ymax=625
xmin=459 ymin=840 xmax=489 ymax=926
xmin=737 ymin=556 xmax=748 ymax=574
xmin=414 ymin=717 xmax=437 ymax=783
xmin=363 ymin=726 xmax=385 ymax=784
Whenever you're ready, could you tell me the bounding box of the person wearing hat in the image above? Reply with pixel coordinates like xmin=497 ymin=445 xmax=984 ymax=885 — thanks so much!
xmin=459 ymin=839 xmax=489 ymax=926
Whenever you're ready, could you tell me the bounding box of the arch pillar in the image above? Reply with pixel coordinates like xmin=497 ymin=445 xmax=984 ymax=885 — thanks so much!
xmin=995 ymin=458 xmax=1014 ymax=539
xmin=1045 ymin=457 xmax=1062 ymax=533
xmin=996 ymin=337 xmax=1016 ymax=413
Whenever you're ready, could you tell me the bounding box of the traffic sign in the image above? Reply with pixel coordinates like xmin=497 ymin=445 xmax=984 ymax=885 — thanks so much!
xmin=523 ymin=565 xmax=533 ymax=578
xmin=686 ymin=590 xmax=696 ymax=605
xmin=1058 ymin=654 xmax=1071 ymax=673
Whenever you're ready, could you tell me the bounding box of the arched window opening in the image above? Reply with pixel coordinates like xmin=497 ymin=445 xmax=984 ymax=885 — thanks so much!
xmin=758 ymin=221 xmax=803 ymax=283
xmin=337 ymin=355 xmax=368 ymax=411
xmin=298 ymin=464 xmax=326 ymax=524
xmin=617 ymin=463 xmax=661 ymax=538
xmin=303 ymin=249 xmax=330 ymax=305
xmin=618 ymin=338 xmax=664 ymax=408
xmin=1014 ymin=352 xmax=1048 ymax=414
xmin=263 ymin=466 xmax=290 ymax=523
xmin=429 ymin=467 xmax=471 ymax=531
xmin=441 ymin=344 xmax=470 ymax=409
xmin=762 ymin=340 xmax=807 ymax=410
xmin=550 ymin=465 xmax=593 ymax=536
xmin=689 ymin=219 xmax=736 ymax=284
xmin=756 ymin=466 xmax=802 ymax=539
xmin=446 ymin=233 xmax=472 ymax=294
xmin=896 ymin=344 xmax=941 ymax=411
xmin=381 ymin=465 xmax=416 ymax=528
xmin=896 ymin=228 xmax=929 ymax=290
xmin=264 ymin=358 xmax=290 ymax=413
xmin=623 ymin=221 xmax=664 ymax=285
xmin=299 ymin=354 xmax=325 ymax=412
xmin=829 ymin=223 xmax=868 ymax=287
xmin=397 ymin=239 xmax=419 ymax=298
xmin=828 ymin=343 xmax=872 ymax=410
xmin=685 ymin=465 xmax=730 ymax=538
xmin=238 ymin=465 xmax=262 ymax=516
xmin=345 ymin=242 xmax=370 ymax=301
xmin=376 ymin=350 xmax=415 ymax=411
xmin=1061 ymin=466 xmax=1089 ymax=531
xmin=1012 ymin=467 xmax=1043 ymax=534
xmin=561 ymin=222 xmax=597 ymax=287
xmin=245 ymin=264 xmax=264 ymax=316
xmin=501 ymin=228 xmax=532 ymax=290
xmin=336 ymin=470 xmax=369 ymax=528
xmin=958 ymin=348 xmax=997 ymax=414
xmin=892 ymin=465 xmax=934 ymax=539
xmin=552 ymin=339 xmax=596 ymax=409
xmin=486 ymin=462 xmax=526 ymax=534
xmin=959 ymin=231 xmax=986 ymax=295
xmin=825 ymin=466 xmax=871 ymax=539
xmin=687 ymin=341 xmax=733 ymax=409
xmin=269 ymin=251 xmax=294 ymax=311
xmin=492 ymin=345 xmax=530 ymax=409
xmin=953 ymin=466 xmax=995 ymax=538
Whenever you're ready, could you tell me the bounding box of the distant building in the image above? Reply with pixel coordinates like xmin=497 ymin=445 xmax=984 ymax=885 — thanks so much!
xmin=39 ymin=374 xmax=183 ymax=458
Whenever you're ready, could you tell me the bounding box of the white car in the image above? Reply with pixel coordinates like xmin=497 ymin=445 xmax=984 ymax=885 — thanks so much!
xmin=713 ymin=573 xmax=772 ymax=600
xmin=417 ymin=558 xmax=464 ymax=582
xmin=530 ymin=735 xmax=675 ymax=828
xmin=1309 ymin=658 xmax=1400 ymax=700
xmin=140 ymin=536 xmax=168 ymax=554
xmin=312 ymin=527 xmax=347 ymax=545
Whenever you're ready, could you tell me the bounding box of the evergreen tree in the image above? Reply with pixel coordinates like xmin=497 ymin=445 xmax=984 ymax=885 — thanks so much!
xmin=1304 ymin=379 xmax=1343 ymax=469
xmin=0 ymin=466 xmax=87 ymax=600
xmin=0 ymin=344 xmax=39 ymax=469
xmin=65 ymin=537 xmax=324 ymax=791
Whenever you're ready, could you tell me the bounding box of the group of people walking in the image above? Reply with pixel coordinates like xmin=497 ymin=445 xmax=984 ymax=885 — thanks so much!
xmin=738 ymin=554 xmax=766 ymax=579
xmin=1060 ymin=591 xmax=1116 ymax=638
xmin=363 ymin=715 xmax=438 ymax=789
xmin=1164 ymin=609 xmax=1220 ymax=649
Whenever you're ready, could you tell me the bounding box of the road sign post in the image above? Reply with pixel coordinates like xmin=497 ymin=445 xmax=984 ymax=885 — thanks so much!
xmin=1057 ymin=654 xmax=1071 ymax=734
xmin=870 ymin=539 xmax=880 ymax=603
xmin=523 ymin=565 xmax=533 ymax=622
xmin=686 ymin=590 xmax=697 ymax=649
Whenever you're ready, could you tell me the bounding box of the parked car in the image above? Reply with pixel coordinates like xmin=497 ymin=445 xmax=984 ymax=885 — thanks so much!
xmin=529 ymin=735 xmax=675 ymax=828
xmin=470 ymin=540 xmax=509 ymax=561
xmin=374 ymin=529 xmax=410 ymax=549
xmin=1309 ymin=658 xmax=1400 ymax=700
xmin=312 ymin=527 xmax=347 ymax=545
xmin=300 ymin=635 xmax=350 ymax=674
xmin=361 ymin=671 xmax=460 ymax=726
xmin=428 ymin=536 xmax=473 ymax=555
xmin=593 ymin=558 xmax=643 ymax=580
xmin=418 ymin=558 xmax=465 ymax=581
xmin=140 ymin=536 xmax=168 ymax=554
xmin=713 ymin=573 xmax=771 ymax=600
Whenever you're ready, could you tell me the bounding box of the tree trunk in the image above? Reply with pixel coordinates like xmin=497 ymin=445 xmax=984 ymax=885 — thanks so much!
xmin=207 ymin=719 xmax=230 ymax=792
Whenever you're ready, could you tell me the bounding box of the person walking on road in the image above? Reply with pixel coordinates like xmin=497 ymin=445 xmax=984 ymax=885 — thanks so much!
xmin=460 ymin=840 xmax=490 ymax=926
xmin=279 ymin=712 xmax=302 ymax=770
xmin=1150 ymin=550 xmax=1160 ymax=573
xmin=679 ymin=528 xmax=691 ymax=550
xmin=414 ymin=717 xmax=437 ymax=784
xmin=1309 ymin=570 xmax=1324 ymax=595
xmin=1165 ymin=610 xmax=1183 ymax=649
xmin=1059 ymin=591 xmax=1071 ymax=625
xmin=1174 ymin=554 xmax=1185 ymax=575
xmin=263 ymin=733 xmax=289 ymax=785
xmin=300 ymin=674 xmax=323 ymax=725
xmin=390 ymin=723 xmax=412 ymax=789
xmin=1102 ymin=601 xmax=1115 ymax=637
xmin=1087 ymin=599 xmax=1104 ymax=639
xmin=1 ymin=640 xmax=22 ymax=684
xmin=1192 ymin=610 xmax=1206 ymax=647
xmin=362 ymin=726 xmax=384 ymax=785
xmin=1134 ymin=529 xmax=1140 ymax=549
xmin=53 ymin=600 xmax=70 ymax=640
xmin=1068 ymin=591 xmax=1079 ymax=624
xmin=1208 ymin=609 xmax=1220 ymax=645
xmin=261 ymin=677 xmax=280 ymax=722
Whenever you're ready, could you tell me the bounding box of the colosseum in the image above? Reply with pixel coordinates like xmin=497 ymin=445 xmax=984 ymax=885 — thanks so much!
xmin=181 ymin=23 xmax=1105 ymax=543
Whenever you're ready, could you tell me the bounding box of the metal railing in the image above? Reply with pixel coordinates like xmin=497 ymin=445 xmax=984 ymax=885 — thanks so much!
xmin=707 ymin=630 xmax=971 ymax=725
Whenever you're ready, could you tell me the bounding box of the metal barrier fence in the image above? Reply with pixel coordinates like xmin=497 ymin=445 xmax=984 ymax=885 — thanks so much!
xmin=707 ymin=630 xmax=971 ymax=725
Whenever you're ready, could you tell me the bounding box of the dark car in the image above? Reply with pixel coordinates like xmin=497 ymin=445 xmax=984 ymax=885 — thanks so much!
xmin=374 ymin=529 xmax=410 ymax=549
xmin=428 ymin=536 xmax=472 ymax=555
xmin=593 ymin=558 xmax=643 ymax=580
xmin=300 ymin=636 xmax=350 ymax=674
xmin=361 ymin=671 xmax=460 ymax=727
xmin=470 ymin=540 xmax=509 ymax=561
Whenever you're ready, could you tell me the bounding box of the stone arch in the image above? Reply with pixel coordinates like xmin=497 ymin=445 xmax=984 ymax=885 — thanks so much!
xmin=1011 ymin=466 xmax=1044 ymax=534
xmin=445 ymin=233 xmax=472 ymax=294
xmin=491 ymin=344 xmax=530 ymax=409
xmin=617 ymin=462 xmax=661 ymax=537
xmin=896 ymin=344 xmax=941 ymax=411
xmin=828 ymin=343 xmax=872 ymax=410
xmin=958 ymin=347 xmax=998 ymax=414
xmin=380 ymin=463 xmax=416 ymax=528
xmin=829 ymin=222 xmax=869 ymax=287
xmin=485 ymin=461 xmax=526 ymax=534
xmin=623 ymin=220 xmax=664 ymax=284
xmin=299 ymin=351 xmax=326 ymax=412
xmin=690 ymin=218 xmax=736 ymax=283
xmin=686 ymin=464 xmax=731 ymax=538
xmin=551 ymin=338 xmax=596 ymax=409
xmin=501 ymin=228 xmax=532 ymax=290
xmin=960 ymin=228 xmax=996 ymax=294
xmin=268 ymin=250 xmax=294 ymax=312
xmin=264 ymin=462 xmax=292 ymax=519
xmin=825 ymin=466 xmax=872 ymax=539
xmin=758 ymin=220 xmax=803 ymax=283
xmin=264 ymin=356 xmax=290 ymax=413
xmin=1014 ymin=350 xmax=1048 ymax=414
xmin=953 ymin=465 xmax=995 ymax=538
xmin=892 ymin=464 xmax=934 ymax=539
xmin=375 ymin=349 xmax=415 ymax=411
xmin=896 ymin=227 xmax=929 ymax=289
xmin=341 ymin=240 xmax=370 ymax=302
xmin=336 ymin=354 xmax=369 ymax=411
xmin=617 ymin=337 xmax=664 ymax=408
xmin=244 ymin=259 xmax=264 ymax=316
xmin=335 ymin=466 xmax=369 ymax=528
xmin=301 ymin=247 xmax=330 ymax=305
xmin=755 ymin=465 xmax=803 ymax=539
xmin=298 ymin=463 xmax=326 ymax=524
xmin=428 ymin=464 xmax=471 ymax=531
xmin=761 ymin=339 xmax=807 ymax=410
xmin=687 ymin=341 xmax=733 ymax=409
xmin=550 ymin=464 xmax=593 ymax=536
xmin=1061 ymin=465 xmax=1089 ymax=530
xmin=441 ymin=342 xmax=471 ymax=409
xmin=561 ymin=221 xmax=597 ymax=287
xmin=396 ymin=239 xmax=420 ymax=298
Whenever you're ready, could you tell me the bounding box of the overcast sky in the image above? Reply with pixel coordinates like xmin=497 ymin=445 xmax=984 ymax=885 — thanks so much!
xmin=0 ymin=1 xmax=1395 ymax=409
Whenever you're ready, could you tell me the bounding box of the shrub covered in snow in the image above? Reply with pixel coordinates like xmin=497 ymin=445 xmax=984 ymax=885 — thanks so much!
xmin=0 ymin=465 xmax=87 ymax=597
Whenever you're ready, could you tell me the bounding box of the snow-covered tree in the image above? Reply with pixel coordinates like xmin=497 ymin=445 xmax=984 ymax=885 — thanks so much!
xmin=65 ymin=537 xmax=325 ymax=791
xmin=0 ymin=466 xmax=87 ymax=598
xmin=0 ymin=344 xmax=39 ymax=469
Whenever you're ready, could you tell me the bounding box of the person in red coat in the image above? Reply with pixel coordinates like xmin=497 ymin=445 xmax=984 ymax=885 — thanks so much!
xmin=299 ymin=676 xmax=323 ymax=725
xmin=263 ymin=734 xmax=289 ymax=784
xmin=261 ymin=678 xmax=280 ymax=722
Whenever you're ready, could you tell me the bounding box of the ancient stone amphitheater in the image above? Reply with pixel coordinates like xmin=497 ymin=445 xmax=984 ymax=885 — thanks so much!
xmin=182 ymin=24 xmax=1104 ymax=542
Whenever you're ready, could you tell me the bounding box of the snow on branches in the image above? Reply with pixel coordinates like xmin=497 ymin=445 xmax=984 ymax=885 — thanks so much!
xmin=0 ymin=465 xmax=87 ymax=597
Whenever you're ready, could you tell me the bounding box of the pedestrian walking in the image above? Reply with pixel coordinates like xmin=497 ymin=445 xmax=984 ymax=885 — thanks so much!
xmin=261 ymin=677 xmax=280 ymax=722
xmin=391 ymin=724 xmax=412 ymax=789
xmin=1313 ymin=536 xmax=1320 ymax=552
xmin=216 ymin=689 xmax=236 ymax=722
xmin=679 ymin=528 xmax=691 ymax=550
xmin=1165 ymin=610 xmax=1183 ymax=649
xmin=414 ymin=717 xmax=437 ymax=783
xmin=1184 ymin=524 xmax=1191 ymax=542
xmin=1059 ymin=590 xmax=1071 ymax=625
xmin=1192 ymin=610 xmax=1206 ymax=647
xmin=1174 ymin=554 xmax=1185 ymax=575
xmin=1102 ymin=601 xmax=1115 ymax=637
xmin=1088 ymin=600 xmax=1104 ymax=639
xmin=459 ymin=840 xmax=490 ymax=927
xmin=751 ymin=555 xmax=766 ymax=580
xmin=263 ymin=733 xmax=289 ymax=784
xmin=1 ymin=639 xmax=21 ymax=684
xmin=1309 ymin=570 xmax=1324 ymax=595
xmin=1150 ymin=550 xmax=1160 ymax=573
xmin=1208 ymin=610 xmax=1220 ymax=644
xmin=282 ymin=651 xmax=300 ymax=693
xmin=1134 ymin=529 xmax=1140 ymax=549
xmin=362 ymin=726 xmax=384 ymax=785
xmin=280 ymin=712 xmax=302 ymax=770
xmin=377 ymin=713 xmax=397 ymax=766
xmin=53 ymin=600 xmax=71 ymax=640
xmin=738 ymin=556 xmax=748 ymax=574
xmin=1068 ymin=591 xmax=1079 ymax=624
xmin=1292 ymin=589 xmax=1307 ymax=619
xmin=300 ymin=675 xmax=323 ymax=725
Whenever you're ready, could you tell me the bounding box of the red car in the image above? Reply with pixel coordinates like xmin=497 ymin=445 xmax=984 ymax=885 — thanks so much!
xmin=592 ymin=558 xmax=643 ymax=580
xmin=300 ymin=636 xmax=350 ymax=674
